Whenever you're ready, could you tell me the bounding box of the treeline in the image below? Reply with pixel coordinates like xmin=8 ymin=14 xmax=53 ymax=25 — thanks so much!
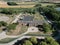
xmin=0 ymin=21 xmax=18 ymax=31
xmin=0 ymin=4 xmax=60 ymax=30
xmin=0 ymin=8 xmax=36 ymax=15
xmin=35 ymin=4 xmax=60 ymax=30
xmin=56 ymin=4 xmax=60 ymax=7
xmin=0 ymin=21 xmax=7 ymax=27
xmin=35 ymin=5 xmax=60 ymax=21
xmin=43 ymin=23 xmax=53 ymax=33
xmin=43 ymin=7 xmax=60 ymax=21
xmin=14 ymin=36 xmax=59 ymax=45
xmin=42 ymin=7 xmax=60 ymax=30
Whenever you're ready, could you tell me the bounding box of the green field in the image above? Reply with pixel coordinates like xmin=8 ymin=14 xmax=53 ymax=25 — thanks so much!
xmin=0 ymin=38 xmax=17 ymax=43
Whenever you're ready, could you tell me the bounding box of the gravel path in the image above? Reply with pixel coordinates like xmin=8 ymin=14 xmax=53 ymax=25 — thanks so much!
xmin=0 ymin=13 xmax=45 ymax=45
xmin=0 ymin=26 xmax=40 ymax=45
xmin=0 ymin=16 xmax=10 ymax=22
xmin=0 ymin=36 xmax=45 ymax=45
xmin=12 ymin=13 xmax=22 ymax=23
xmin=0 ymin=31 xmax=7 ymax=40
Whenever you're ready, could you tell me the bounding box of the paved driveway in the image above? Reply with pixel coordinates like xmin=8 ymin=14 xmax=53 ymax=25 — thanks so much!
xmin=28 ymin=27 xmax=39 ymax=32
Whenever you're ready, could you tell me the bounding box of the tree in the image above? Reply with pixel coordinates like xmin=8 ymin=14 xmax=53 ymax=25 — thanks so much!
xmin=50 ymin=40 xmax=59 ymax=45
xmin=39 ymin=41 xmax=48 ymax=45
xmin=43 ymin=23 xmax=52 ymax=33
xmin=7 ymin=23 xmax=17 ymax=30
xmin=45 ymin=37 xmax=59 ymax=45
xmin=1 ymin=8 xmax=19 ymax=14
xmin=23 ymin=40 xmax=33 ymax=45
xmin=0 ymin=21 xmax=7 ymax=26
xmin=34 ymin=4 xmax=42 ymax=7
xmin=7 ymin=2 xmax=18 ymax=6
xmin=29 ymin=37 xmax=37 ymax=44
xmin=1 ymin=9 xmax=13 ymax=14
xmin=54 ymin=21 xmax=60 ymax=30
xmin=47 ymin=5 xmax=55 ymax=8
xmin=35 ymin=4 xmax=43 ymax=12
xmin=42 ymin=7 xmax=60 ymax=21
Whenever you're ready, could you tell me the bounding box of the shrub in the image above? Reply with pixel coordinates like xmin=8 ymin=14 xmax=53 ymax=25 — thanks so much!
xmin=7 ymin=23 xmax=17 ymax=30
xmin=0 ymin=21 xmax=7 ymax=26
xmin=7 ymin=2 xmax=18 ymax=6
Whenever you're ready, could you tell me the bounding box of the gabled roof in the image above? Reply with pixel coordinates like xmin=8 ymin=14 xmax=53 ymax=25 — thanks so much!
xmin=22 ymin=16 xmax=34 ymax=21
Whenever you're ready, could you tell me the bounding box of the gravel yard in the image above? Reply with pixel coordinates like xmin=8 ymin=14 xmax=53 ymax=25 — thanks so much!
xmin=0 ymin=15 xmax=10 ymax=22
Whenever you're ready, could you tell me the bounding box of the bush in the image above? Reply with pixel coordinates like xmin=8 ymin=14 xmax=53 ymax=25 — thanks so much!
xmin=7 ymin=23 xmax=17 ymax=30
xmin=0 ymin=8 xmax=36 ymax=14
xmin=34 ymin=4 xmax=42 ymax=7
xmin=43 ymin=23 xmax=52 ymax=33
xmin=1 ymin=9 xmax=14 ymax=14
xmin=56 ymin=4 xmax=60 ymax=7
xmin=23 ymin=40 xmax=33 ymax=45
xmin=45 ymin=37 xmax=59 ymax=45
xmin=1 ymin=8 xmax=19 ymax=14
xmin=0 ymin=21 xmax=7 ymax=26
xmin=7 ymin=2 xmax=18 ymax=6
xmin=29 ymin=37 xmax=37 ymax=44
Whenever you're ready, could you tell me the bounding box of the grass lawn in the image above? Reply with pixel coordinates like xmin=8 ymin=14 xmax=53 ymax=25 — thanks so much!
xmin=20 ymin=26 xmax=28 ymax=34
xmin=26 ymin=32 xmax=51 ymax=36
xmin=0 ymin=38 xmax=17 ymax=43
xmin=17 ymin=2 xmax=37 ymax=5
xmin=6 ymin=24 xmax=28 ymax=35
xmin=33 ymin=13 xmax=44 ymax=20
xmin=41 ymin=3 xmax=55 ymax=6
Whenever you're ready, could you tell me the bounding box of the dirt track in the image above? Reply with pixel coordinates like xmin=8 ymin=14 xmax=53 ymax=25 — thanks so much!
xmin=0 ymin=1 xmax=34 ymax=8
xmin=0 ymin=5 xmax=34 ymax=8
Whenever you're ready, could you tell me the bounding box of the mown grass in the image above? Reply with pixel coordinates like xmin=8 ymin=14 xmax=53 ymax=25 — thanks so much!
xmin=33 ymin=13 xmax=44 ymax=20
xmin=0 ymin=38 xmax=17 ymax=43
xmin=20 ymin=26 xmax=28 ymax=34
xmin=26 ymin=32 xmax=51 ymax=37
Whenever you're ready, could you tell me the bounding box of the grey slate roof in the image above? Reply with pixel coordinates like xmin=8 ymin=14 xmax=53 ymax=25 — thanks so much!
xmin=18 ymin=20 xmax=45 ymax=25
xmin=22 ymin=16 xmax=34 ymax=21
xmin=18 ymin=15 xmax=46 ymax=25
